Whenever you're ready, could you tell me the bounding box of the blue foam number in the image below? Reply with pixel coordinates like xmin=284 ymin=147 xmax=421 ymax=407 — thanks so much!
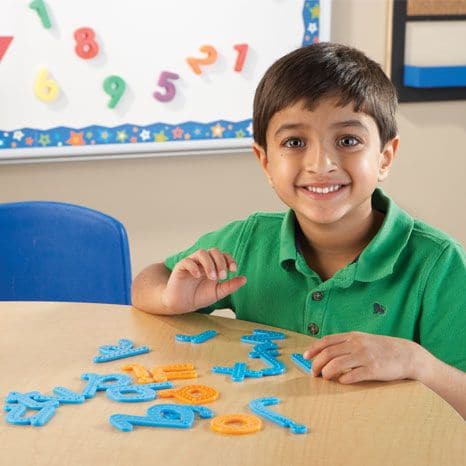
xmin=106 ymin=382 xmax=173 ymax=403
xmin=109 ymin=403 xmax=214 ymax=432
xmin=249 ymin=397 xmax=308 ymax=434
xmin=175 ymin=330 xmax=218 ymax=344
xmin=4 ymin=401 xmax=58 ymax=427
xmin=291 ymin=353 xmax=312 ymax=373
xmin=81 ymin=373 xmax=132 ymax=399
xmin=93 ymin=338 xmax=150 ymax=363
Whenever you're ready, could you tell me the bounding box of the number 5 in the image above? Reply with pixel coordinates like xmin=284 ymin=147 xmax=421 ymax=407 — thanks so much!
xmin=153 ymin=71 xmax=179 ymax=103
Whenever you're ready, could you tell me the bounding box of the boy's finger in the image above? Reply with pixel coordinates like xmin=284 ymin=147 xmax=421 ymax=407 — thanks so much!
xmin=223 ymin=252 xmax=237 ymax=272
xmin=178 ymin=257 xmax=202 ymax=279
xmin=310 ymin=344 xmax=351 ymax=377
xmin=319 ymin=354 xmax=354 ymax=380
xmin=216 ymin=275 xmax=247 ymax=300
xmin=192 ymin=249 xmax=218 ymax=280
xmin=208 ymin=248 xmax=228 ymax=279
xmin=303 ymin=333 xmax=350 ymax=360
xmin=338 ymin=366 xmax=368 ymax=385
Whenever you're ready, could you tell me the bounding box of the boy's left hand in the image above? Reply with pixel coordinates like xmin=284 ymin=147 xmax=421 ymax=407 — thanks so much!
xmin=303 ymin=332 xmax=424 ymax=384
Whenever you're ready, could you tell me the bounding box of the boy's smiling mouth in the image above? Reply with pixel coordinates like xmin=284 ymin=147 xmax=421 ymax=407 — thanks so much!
xmin=298 ymin=183 xmax=349 ymax=198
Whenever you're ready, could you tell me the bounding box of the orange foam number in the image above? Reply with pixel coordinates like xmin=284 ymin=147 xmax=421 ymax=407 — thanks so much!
xmin=186 ymin=45 xmax=217 ymax=75
xmin=233 ymin=44 xmax=248 ymax=72
xmin=158 ymin=384 xmax=219 ymax=404
xmin=74 ymin=27 xmax=99 ymax=59
xmin=210 ymin=414 xmax=262 ymax=434
xmin=150 ymin=364 xmax=197 ymax=382
xmin=122 ymin=363 xmax=153 ymax=384
xmin=33 ymin=69 xmax=59 ymax=102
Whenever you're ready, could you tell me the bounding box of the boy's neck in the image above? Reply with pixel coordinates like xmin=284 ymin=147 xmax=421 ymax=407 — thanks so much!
xmin=296 ymin=208 xmax=385 ymax=280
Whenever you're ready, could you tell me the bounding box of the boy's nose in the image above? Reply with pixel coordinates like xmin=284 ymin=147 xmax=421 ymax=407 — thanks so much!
xmin=303 ymin=146 xmax=337 ymax=174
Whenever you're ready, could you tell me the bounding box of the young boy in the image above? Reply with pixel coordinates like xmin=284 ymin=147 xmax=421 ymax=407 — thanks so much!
xmin=132 ymin=43 xmax=466 ymax=418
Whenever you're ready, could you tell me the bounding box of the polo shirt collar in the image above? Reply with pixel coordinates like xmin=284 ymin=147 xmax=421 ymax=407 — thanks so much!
xmin=278 ymin=188 xmax=414 ymax=282
xmin=355 ymin=188 xmax=413 ymax=282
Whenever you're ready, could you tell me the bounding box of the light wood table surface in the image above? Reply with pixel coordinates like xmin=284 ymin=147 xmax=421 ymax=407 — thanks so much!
xmin=0 ymin=302 xmax=464 ymax=466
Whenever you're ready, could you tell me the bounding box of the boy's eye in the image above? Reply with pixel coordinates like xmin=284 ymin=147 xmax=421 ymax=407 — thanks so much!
xmin=338 ymin=136 xmax=360 ymax=148
xmin=283 ymin=137 xmax=305 ymax=148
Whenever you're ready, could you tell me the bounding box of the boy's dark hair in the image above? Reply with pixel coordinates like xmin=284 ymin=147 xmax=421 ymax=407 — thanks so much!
xmin=253 ymin=42 xmax=398 ymax=151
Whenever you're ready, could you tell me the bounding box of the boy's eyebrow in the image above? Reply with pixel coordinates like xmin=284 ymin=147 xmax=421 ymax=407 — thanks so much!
xmin=274 ymin=123 xmax=307 ymax=137
xmin=330 ymin=119 xmax=369 ymax=132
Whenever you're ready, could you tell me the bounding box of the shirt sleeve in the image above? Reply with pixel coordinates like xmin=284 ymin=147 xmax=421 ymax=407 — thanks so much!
xmin=419 ymin=240 xmax=466 ymax=371
xmin=164 ymin=217 xmax=251 ymax=314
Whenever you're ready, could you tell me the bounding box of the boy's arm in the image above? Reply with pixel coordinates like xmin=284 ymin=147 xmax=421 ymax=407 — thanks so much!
xmin=303 ymin=333 xmax=466 ymax=419
xmin=131 ymin=249 xmax=247 ymax=315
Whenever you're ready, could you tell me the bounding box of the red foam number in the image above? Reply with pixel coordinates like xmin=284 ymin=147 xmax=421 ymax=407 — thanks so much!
xmin=74 ymin=27 xmax=99 ymax=59
xmin=233 ymin=43 xmax=248 ymax=72
xmin=0 ymin=36 xmax=13 ymax=62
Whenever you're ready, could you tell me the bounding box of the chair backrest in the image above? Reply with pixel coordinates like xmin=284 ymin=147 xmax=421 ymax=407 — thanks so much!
xmin=0 ymin=201 xmax=132 ymax=304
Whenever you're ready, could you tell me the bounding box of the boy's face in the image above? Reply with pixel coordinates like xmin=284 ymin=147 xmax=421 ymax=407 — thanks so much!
xmin=253 ymin=97 xmax=399 ymax=232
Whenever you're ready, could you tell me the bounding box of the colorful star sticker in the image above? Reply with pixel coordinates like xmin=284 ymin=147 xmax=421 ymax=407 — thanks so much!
xmin=140 ymin=129 xmax=150 ymax=141
xmin=235 ymin=130 xmax=245 ymax=138
xmin=308 ymin=22 xmax=317 ymax=34
xmin=13 ymin=130 xmax=24 ymax=141
xmin=100 ymin=131 xmax=109 ymax=140
xmin=39 ymin=134 xmax=51 ymax=147
xmin=172 ymin=127 xmax=184 ymax=139
xmin=246 ymin=122 xmax=253 ymax=135
xmin=211 ymin=123 xmax=225 ymax=138
xmin=310 ymin=4 xmax=320 ymax=18
xmin=85 ymin=131 xmax=93 ymax=139
xmin=154 ymin=131 xmax=168 ymax=143
xmin=67 ymin=131 xmax=85 ymax=146
xmin=116 ymin=130 xmax=128 ymax=143
xmin=25 ymin=137 xmax=34 ymax=146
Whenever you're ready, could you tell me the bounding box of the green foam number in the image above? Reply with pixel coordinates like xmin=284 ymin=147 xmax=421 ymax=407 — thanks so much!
xmin=29 ymin=0 xmax=52 ymax=29
xmin=103 ymin=76 xmax=126 ymax=109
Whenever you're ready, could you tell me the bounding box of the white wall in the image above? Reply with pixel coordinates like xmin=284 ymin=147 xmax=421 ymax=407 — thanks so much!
xmin=1 ymin=0 xmax=464 ymax=279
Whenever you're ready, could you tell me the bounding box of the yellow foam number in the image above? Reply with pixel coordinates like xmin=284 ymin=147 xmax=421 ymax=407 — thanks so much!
xmin=121 ymin=363 xmax=153 ymax=384
xmin=210 ymin=414 xmax=262 ymax=435
xmin=150 ymin=364 xmax=197 ymax=382
xmin=158 ymin=384 xmax=219 ymax=404
xmin=34 ymin=69 xmax=59 ymax=102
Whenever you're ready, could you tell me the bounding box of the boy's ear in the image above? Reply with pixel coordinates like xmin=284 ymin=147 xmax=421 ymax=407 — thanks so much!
xmin=378 ymin=136 xmax=400 ymax=181
xmin=253 ymin=142 xmax=274 ymax=186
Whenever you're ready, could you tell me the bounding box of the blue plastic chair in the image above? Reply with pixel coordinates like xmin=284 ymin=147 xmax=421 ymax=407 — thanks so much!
xmin=0 ymin=201 xmax=132 ymax=304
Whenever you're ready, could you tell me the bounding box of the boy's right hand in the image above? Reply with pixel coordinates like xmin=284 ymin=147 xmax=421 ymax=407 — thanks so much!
xmin=161 ymin=248 xmax=247 ymax=314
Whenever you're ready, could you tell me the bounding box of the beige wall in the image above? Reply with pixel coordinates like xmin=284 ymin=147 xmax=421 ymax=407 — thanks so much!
xmin=1 ymin=0 xmax=465 ymax=279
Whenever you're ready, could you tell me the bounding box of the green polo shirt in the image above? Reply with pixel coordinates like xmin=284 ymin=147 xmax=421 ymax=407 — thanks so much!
xmin=165 ymin=189 xmax=466 ymax=371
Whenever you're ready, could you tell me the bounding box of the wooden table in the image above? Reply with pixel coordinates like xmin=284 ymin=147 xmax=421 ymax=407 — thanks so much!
xmin=0 ymin=302 xmax=464 ymax=466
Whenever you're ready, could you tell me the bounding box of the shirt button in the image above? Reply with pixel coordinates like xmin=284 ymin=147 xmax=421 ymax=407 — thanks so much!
xmin=308 ymin=322 xmax=320 ymax=335
xmin=312 ymin=291 xmax=324 ymax=301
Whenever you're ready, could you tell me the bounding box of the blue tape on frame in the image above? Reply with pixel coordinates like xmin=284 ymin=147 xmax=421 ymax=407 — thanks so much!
xmin=403 ymin=65 xmax=466 ymax=88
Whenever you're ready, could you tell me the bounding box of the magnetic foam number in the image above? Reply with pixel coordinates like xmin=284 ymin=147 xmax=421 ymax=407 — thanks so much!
xmin=153 ymin=71 xmax=179 ymax=103
xmin=233 ymin=44 xmax=248 ymax=72
xmin=29 ymin=0 xmax=51 ymax=29
xmin=210 ymin=414 xmax=262 ymax=435
xmin=103 ymin=76 xmax=126 ymax=109
xmin=33 ymin=69 xmax=60 ymax=102
xmin=186 ymin=45 xmax=218 ymax=75
xmin=74 ymin=27 xmax=99 ymax=59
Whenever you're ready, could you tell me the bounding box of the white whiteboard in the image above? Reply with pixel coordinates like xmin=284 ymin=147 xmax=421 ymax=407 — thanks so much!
xmin=0 ymin=0 xmax=331 ymax=162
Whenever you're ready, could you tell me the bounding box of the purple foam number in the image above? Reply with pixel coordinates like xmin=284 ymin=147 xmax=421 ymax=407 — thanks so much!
xmin=249 ymin=397 xmax=308 ymax=434
xmin=153 ymin=71 xmax=179 ymax=102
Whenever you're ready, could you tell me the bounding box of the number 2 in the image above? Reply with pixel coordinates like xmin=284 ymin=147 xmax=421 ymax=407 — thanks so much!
xmin=186 ymin=45 xmax=218 ymax=75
